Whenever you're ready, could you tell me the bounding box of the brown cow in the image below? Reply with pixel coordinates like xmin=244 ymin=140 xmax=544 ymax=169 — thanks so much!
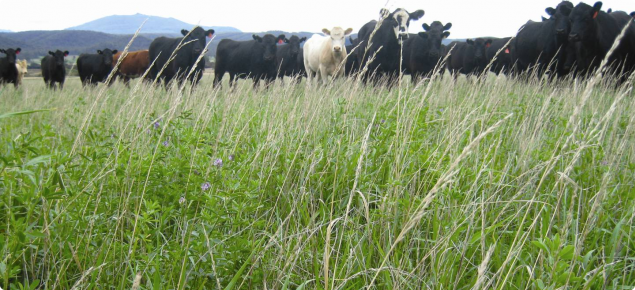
xmin=112 ymin=50 xmax=150 ymax=85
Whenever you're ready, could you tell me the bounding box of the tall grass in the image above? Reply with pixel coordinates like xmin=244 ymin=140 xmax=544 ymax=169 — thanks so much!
xmin=1 ymin=71 xmax=634 ymax=289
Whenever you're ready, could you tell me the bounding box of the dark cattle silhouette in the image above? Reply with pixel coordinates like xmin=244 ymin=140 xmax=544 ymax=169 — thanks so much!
xmin=276 ymin=35 xmax=306 ymax=79
xmin=77 ymin=49 xmax=118 ymax=86
xmin=112 ymin=50 xmax=150 ymax=85
xmin=357 ymin=8 xmax=425 ymax=85
xmin=446 ymin=38 xmax=493 ymax=77
xmin=568 ymin=2 xmax=635 ymax=79
xmin=485 ymin=37 xmax=513 ymax=75
xmin=512 ymin=1 xmax=574 ymax=77
xmin=345 ymin=37 xmax=361 ymax=76
xmin=0 ymin=48 xmax=22 ymax=88
xmin=403 ymin=21 xmax=452 ymax=83
xmin=41 ymin=50 xmax=69 ymax=90
xmin=148 ymin=27 xmax=214 ymax=87
xmin=214 ymin=34 xmax=286 ymax=88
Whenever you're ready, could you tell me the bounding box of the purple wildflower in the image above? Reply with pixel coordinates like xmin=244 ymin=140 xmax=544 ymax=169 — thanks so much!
xmin=153 ymin=122 xmax=160 ymax=129
xmin=229 ymin=154 xmax=235 ymax=161
xmin=162 ymin=140 xmax=169 ymax=147
xmin=179 ymin=196 xmax=186 ymax=204
xmin=601 ymin=160 xmax=609 ymax=166
xmin=213 ymin=158 xmax=223 ymax=167
xmin=381 ymin=119 xmax=386 ymax=124
xmin=201 ymin=182 xmax=211 ymax=191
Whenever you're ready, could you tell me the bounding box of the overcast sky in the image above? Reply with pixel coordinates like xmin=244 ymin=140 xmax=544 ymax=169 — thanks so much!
xmin=1 ymin=0 xmax=633 ymax=38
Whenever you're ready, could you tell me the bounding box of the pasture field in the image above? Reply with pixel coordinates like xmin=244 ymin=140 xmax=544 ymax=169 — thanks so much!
xmin=1 ymin=73 xmax=635 ymax=289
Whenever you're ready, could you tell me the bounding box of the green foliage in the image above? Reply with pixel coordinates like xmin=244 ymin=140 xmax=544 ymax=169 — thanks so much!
xmin=1 ymin=75 xmax=634 ymax=289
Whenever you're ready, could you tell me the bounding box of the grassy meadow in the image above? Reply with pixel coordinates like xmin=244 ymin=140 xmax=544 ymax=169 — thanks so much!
xmin=1 ymin=71 xmax=635 ymax=289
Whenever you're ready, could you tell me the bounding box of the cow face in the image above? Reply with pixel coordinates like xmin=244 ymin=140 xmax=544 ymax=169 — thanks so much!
xmin=254 ymin=34 xmax=286 ymax=62
xmin=466 ymin=38 xmax=492 ymax=63
xmin=418 ymin=21 xmax=452 ymax=59
xmin=16 ymin=60 xmax=28 ymax=75
xmin=284 ymin=35 xmax=306 ymax=58
xmin=0 ymin=48 xmax=21 ymax=64
xmin=569 ymin=2 xmax=603 ymax=42
xmin=322 ymin=27 xmax=354 ymax=53
xmin=49 ymin=50 xmax=69 ymax=67
xmin=181 ymin=27 xmax=215 ymax=55
xmin=380 ymin=8 xmax=425 ymax=42
xmin=97 ymin=49 xmax=118 ymax=66
xmin=546 ymin=1 xmax=574 ymax=36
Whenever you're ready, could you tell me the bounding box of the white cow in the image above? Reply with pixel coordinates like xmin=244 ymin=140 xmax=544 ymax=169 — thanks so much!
xmin=303 ymin=27 xmax=353 ymax=83
xmin=16 ymin=60 xmax=28 ymax=85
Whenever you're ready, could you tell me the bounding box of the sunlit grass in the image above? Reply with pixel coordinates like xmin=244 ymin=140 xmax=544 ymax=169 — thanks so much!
xmin=1 ymin=72 xmax=634 ymax=289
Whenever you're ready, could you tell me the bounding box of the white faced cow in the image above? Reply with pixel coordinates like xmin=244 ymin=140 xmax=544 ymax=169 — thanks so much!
xmin=303 ymin=27 xmax=353 ymax=84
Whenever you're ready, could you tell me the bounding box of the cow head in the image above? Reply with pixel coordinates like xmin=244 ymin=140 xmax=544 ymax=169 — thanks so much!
xmin=630 ymin=11 xmax=634 ymax=19
xmin=569 ymin=2 xmax=603 ymax=42
xmin=466 ymin=38 xmax=492 ymax=64
xmin=418 ymin=21 xmax=452 ymax=59
xmin=181 ymin=27 xmax=215 ymax=55
xmin=254 ymin=34 xmax=286 ymax=62
xmin=49 ymin=50 xmax=69 ymax=67
xmin=546 ymin=1 xmax=574 ymax=36
xmin=0 ymin=48 xmax=21 ymax=64
xmin=16 ymin=60 xmax=28 ymax=75
xmin=97 ymin=49 xmax=118 ymax=66
xmin=322 ymin=27 xmax=354 ymax=54
xmin=284 ymin=35 xmax=306 ymax=58
xmin=380 ymin=8 xmax=425 ymax=42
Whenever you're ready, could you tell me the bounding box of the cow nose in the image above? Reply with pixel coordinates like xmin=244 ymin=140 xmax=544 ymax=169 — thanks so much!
xmin=569 ymin=34 xmax=580 ymax=41
xmin=556 ymin=29 xmax=565 ymax=34
xmin=334 ymin=46 xmax=341 ymax=52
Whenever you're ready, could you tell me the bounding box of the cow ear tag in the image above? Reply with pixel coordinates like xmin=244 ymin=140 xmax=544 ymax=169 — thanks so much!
xmin=15 ymin=50 xmax=20 ymax=55
xmin=486 ymin=43 xmax=491 ymax=48
xmin=593 ymin=11 xmax=598 ymax=19
xmin=505 ymin=48 xmax=510 ymax=54
xmin=208 ymin=32 xmax=213 ymax=38
xmin=278 ymin=39 xmax=284 ymax=44
xmin=64 ymin=52 xmax=69 ymax=56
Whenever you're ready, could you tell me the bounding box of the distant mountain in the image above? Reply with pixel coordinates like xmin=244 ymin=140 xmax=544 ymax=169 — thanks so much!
xmin=0 ymin=29 xmax=12 ymax=33
xmin=66 ymin=13 xmax=240 ymax=35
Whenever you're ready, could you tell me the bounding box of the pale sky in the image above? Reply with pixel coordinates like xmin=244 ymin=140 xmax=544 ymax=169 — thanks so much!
xmin=1 ymin=0 xmax=633 ymax=38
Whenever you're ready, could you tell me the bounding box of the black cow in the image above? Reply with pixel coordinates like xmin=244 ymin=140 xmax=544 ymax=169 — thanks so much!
xmin=41 ymin=50 xmax=69 ymax=90
xmin=446 ymin=38 xmax=493 ymax=77
xmin=148 ymin=27 xmax=214 ymax=87
xmin=512 ymin=1 xmax=574 ymax=77
xmin=357 ymin=8 xmax=425 ymax=85
xmin=77 ymin=49 xmax=118 ymax=86
xmin=0 ymin=48 xmax=21 ymax=88
xmin=345 ymin=37 xmax=361 ymax=76
xmin=403 ymin=21 xmax=452 ymax=83
xmin=214 ymin=34 xmax=286 ymax=88
xmin=631 ymin=12 xmax=635 ymax=18
xmin=568 ymin=2 xmax=635 ymax=79
xmin=276 ymin=35 xmax=306 ymax=80
xmin=485 ymin=37 xmax=513 ymax=75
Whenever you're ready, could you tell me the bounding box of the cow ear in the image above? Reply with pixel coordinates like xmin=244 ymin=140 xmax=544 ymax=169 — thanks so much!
xmin=410 ymin=10 xmax=425 ymax=21
xmin=379 ymin=8 xmax=390 ymax=19
xmin=630 ymin=12 xmax=635 ymax=18
xmin=112 ymin=50 xmax=118 ymax=54
xmin=422 ymin=23 xmax=431 ymax=31
xmin=207 ymin=29 xmax=215 ymax=38
xmin=344 ymin=28 xmax=353 ymax=35
xmin=49 ymin=51 xmax=55 ymax=56
xmin=181 ymin=29 xmax=189 ymax=36
xmin=541 ymin=16 xmax=548 ymax=21
xmin=442 ymin=31 xmax=451 ymax=39
xmin=592 ymin=2 xmax=602 ymax=18
xmin=253 ymin=34 xmax=262 ymax=42
xmin=417 ymin=32 xmax=428 ymax=39
xmin=64 ymin=51 xmax=69 ymax=56
xmin=0 ymin=49 xmax=4 ymax=53
xmin=97 ymin=50 xmax=103 ymax=54
xmin=545 ymin=7 xmax=556 ymax=16
xmin=16 ymin=48 xmax=21 ymax=54
xmin=284 ymin=39 xmax=289 ymax=43
xmin=322 ymin=28 xmax=331 ymax=36
xmin=606 ymin=8 xmax=612 ymax=13
xmin=278 ymin=34 xmax=286 ymax=42
xmin=443 ymin=23 xmax=452 ymax=31
xmin=466 ymin=39 xmax=474 ymax=45
xmin=300 ymin=37 xmax=307 ymax=43
xmin=485 ymin=39 xmax=493 ymax=48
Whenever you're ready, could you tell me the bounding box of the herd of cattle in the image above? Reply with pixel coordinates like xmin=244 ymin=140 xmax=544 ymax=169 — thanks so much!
xmin=1 ymin=1 xmax=634 ymax=90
